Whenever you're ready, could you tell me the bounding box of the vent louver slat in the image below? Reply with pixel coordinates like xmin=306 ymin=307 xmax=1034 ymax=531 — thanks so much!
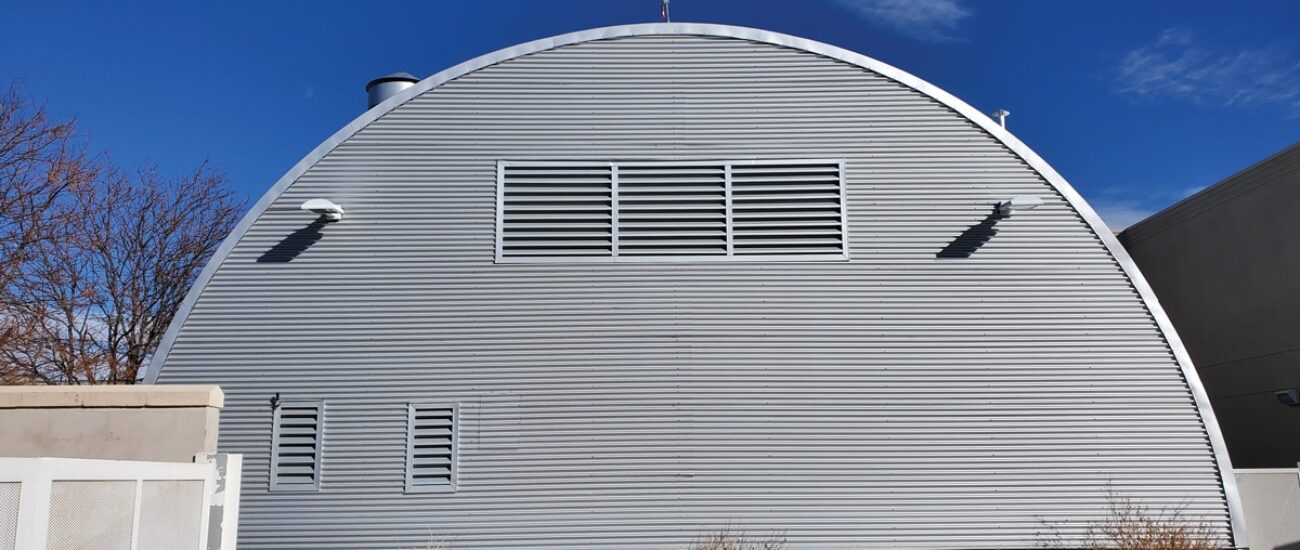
xmin=731 ymin=162 xmax=845 ymax=255
xmin=406 ymin=405 xmax=456 ymax=491
xmin=499 ymin=160 xmax=844 ymax=260
xmin=271 ymin=403 xmax=322 ymax=490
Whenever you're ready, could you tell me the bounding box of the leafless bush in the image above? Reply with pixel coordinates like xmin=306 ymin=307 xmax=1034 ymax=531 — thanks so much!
xmin=690 ymin=526 xmax=786 ymax=550
xmin=1042 ymin=490 xmax=1227 ymax=550
xmin=400 ymin=532 xmax=453 ymax=549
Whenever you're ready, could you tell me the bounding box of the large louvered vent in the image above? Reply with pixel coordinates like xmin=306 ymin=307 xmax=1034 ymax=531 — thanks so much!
xmin=270 ymin=402 xmax=322 ymax=491
xmin=618 ymin=164 xmax=728 ymax=255
xmin=731 ymin=162 xmax=847 ymax=255
xmin=406 ymin=404 xmax=457 ymax=492
xmin=499 ymin=165 xmax=613 ymax=257
xmin=498 ymin=160 xmax=846 ymax=261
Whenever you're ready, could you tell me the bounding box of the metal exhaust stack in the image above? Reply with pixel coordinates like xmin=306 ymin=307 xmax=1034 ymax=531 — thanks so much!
xmin=365 ymin=72 xmax=419 ymax=109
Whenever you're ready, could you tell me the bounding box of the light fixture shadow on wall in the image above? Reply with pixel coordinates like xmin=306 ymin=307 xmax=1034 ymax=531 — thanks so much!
xmin=937 ymin=197 xmax=1043 ymax=259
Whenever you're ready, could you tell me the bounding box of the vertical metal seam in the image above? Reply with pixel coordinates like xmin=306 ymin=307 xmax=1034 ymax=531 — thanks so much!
xmin=610 ymin=163 xmax=620 ymax=258
xmin=724 ymin=163 xmax=735 ymax=256
xmin=129 ymin=479 xmax=142 ymax=550
xmin=267 ymin=403 xmax=282 ymax=491
xmin=451 ymin=403 xmax=460 ymax=491
xmin=317 ymin=401 xmax=326 ymax=492
xmin=403 ymin=403 xmax=415 ymax=493
xmin=837 ymin=159 xmax=850 ymax=258
xmin=494 ymin=161 xmax=506 ymax=263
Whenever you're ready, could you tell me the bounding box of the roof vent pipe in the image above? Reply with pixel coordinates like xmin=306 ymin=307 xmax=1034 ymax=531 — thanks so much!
xmin=365 ymin=72 xmax=419 ymax=109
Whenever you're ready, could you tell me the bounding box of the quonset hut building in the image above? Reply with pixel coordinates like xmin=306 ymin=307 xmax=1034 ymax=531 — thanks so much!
xmin=148 ymin=24 xmax=1244 ymax=549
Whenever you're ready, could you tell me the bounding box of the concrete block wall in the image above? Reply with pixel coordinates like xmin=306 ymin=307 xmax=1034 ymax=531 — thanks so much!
xmin=0 ymin=385 xmax=222 ymax=463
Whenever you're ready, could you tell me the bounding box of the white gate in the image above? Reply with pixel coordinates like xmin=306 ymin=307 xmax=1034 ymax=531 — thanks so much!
xmin=0 ymin=455 xmax=241 ymax=550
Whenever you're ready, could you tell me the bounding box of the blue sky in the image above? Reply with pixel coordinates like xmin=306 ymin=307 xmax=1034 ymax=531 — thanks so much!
xmin=2 ymin=0 xmax=1297 ymax=229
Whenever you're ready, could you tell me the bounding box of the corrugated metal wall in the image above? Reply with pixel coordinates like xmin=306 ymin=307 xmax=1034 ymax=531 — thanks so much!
xmin=157 ymin=33 xmax=1232 ymax=549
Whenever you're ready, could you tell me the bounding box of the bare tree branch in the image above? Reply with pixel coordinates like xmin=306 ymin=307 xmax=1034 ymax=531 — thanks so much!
xmin=1 ymin=82 xmax=244 ymax=384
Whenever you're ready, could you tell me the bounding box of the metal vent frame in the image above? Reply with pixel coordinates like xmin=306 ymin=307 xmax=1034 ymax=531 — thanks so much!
xmin=496 ymin=159 xmax=848 ymax=263
xmin=404 ymin=403 xmax=459 ymax=494
xmin=269 ymin=400 xmax=324 ymax=492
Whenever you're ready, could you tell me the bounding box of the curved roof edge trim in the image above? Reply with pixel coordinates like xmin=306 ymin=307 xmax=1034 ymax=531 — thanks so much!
xmin=142 ymin=23 xmax=1245 ymax=543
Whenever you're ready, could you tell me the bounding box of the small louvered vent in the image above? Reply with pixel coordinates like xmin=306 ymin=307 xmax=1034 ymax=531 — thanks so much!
xmin=499 ymin=165 xmax=613 ymax=257
xmin=498 ymin=160 xmax=845 ymax=261
xmin=271 ymin=402 xmax=322 ymax=491
xmin=406 ymin=405 xmax=456 ymax=491
xmin=731 ymin=162 xmax=846 ymax=255
xmin=618 ymin=164 xmax=727 ymax=255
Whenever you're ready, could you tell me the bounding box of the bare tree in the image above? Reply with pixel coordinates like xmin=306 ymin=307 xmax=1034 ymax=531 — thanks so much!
xmin=1 ymin=83 xmax=244 ymax=384
xmin=0 ymin=84 xmax=98 ymax=361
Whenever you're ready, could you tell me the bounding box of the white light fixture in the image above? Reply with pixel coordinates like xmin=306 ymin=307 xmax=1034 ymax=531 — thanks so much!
xmin=300 ymin=198 xmax=344 ymax=222
xmin=998 ymin=196 xmax=1043 ymax=218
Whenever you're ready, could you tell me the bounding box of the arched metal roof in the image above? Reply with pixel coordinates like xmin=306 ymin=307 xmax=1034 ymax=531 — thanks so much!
xmin=144 ymin=23 xmax=1244 ymax=543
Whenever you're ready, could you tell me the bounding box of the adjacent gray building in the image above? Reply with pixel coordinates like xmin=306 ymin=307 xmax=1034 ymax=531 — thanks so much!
xmin=1121 ymin=141 xmax=1300 ymax=470
xmin=148 ymin=23 xmax=1244 ymax=549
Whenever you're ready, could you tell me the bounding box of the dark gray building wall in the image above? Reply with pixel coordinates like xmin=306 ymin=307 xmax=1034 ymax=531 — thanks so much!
xmin=152 ymin=24 xmax=1239 ymax=549
xmin=1121 ymin=142 xmax=1300 ymax=469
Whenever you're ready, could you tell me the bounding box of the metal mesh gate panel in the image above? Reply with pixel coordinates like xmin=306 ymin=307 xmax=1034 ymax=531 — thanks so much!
xmin=137 ymin=480 xmax=205 ymax=550
xmin=45 ymin=480 xmax=136 ymax=550
xmin=0 ymin=456 xmax=240 ymax=550
xmin=0 ymin=482 xmax=19 ymax=550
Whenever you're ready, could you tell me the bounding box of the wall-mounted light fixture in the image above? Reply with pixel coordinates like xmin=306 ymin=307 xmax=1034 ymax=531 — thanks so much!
xmin=300 ymin=199 xmax=344 ymax=222
xmin=1276 ymin=390 xmax=1300 ymax=406
xmin=998 ymin=196 xmax=1044 ymax=218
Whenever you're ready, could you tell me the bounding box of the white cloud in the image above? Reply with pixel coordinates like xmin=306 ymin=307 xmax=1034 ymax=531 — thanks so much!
xmin=1179 ymin=185 xmax=1206 ymax=198
xmin=1117 ymin=27 xmax=1300 ymax=113
xmin=833 ymin=0 xmax=972 ymax=43
xmin=1092 ymin=201 xmax=1156 ymax=231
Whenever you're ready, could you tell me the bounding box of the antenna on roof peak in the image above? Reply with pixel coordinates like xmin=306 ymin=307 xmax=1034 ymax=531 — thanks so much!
xmin=992 ymin=109 xmax=1011 ymax=129
xmin=660 ymin=0 xmax=671 ymax=22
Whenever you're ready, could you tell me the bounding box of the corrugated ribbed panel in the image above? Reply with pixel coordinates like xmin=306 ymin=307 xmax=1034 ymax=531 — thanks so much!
xmin=158 ymin=34 xmax=1231 ymax=549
